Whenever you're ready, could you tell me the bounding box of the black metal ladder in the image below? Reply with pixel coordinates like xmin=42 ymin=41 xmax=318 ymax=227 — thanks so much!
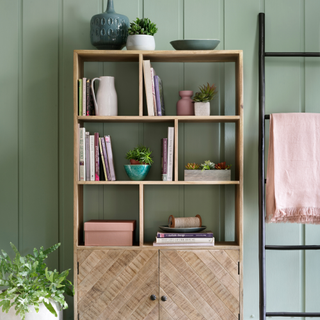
xmin=258 ymin=12 xmax=320 ymax=320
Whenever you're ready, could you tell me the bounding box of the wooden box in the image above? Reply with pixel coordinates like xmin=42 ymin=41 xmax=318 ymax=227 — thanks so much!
xmin=84 ymin=220 xmax=136 ymax=246
xmin=184 ymin=170 xmax=231 ymax=181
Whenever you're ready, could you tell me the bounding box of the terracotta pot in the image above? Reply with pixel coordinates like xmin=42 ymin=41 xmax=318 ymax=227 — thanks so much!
xmin=130 ymin=159 xmax=144 ymax=165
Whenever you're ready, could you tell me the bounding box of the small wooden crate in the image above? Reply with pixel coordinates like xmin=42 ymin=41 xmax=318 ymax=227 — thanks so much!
xmin=184 ymin=170 xmax=231 ymax=181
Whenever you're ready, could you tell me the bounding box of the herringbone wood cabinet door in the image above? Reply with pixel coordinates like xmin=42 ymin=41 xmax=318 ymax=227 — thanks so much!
xmin=160 ymin=250 xmax=240 ymax=320
xmin=77 ymin=249 xmax=159 ymax=320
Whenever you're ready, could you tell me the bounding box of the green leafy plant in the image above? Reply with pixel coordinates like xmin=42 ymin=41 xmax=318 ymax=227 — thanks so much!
xmin=200 ymin=160 xmax=216 ymax=171
xmin=0 ymin=242 xmax=74 ymax=319
xmin=193 ymin=83 xmax=217 ymax=103
xmin=128 ymin=18 xmax=158 ymax=36
xmin=215 ymin=161 xmax=231 ymax=170
xmin=185 ymin=162 xmax=200 ymax=170
xmin=126 ymin=145 xmax=154 ymax=165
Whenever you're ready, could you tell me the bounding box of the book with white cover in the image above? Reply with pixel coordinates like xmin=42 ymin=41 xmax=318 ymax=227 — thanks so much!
xmin=89 ymin=135 xmax=95 ymax=181
xmin=142 ymin=60 xmax=155 ymax=116
xmin=167 ymin=127 xmax=174 ymax=181
xmin=155 ymin=237 xmax=214 ymax=244
xmin=79 ymin=127 xmax=86 ymax=181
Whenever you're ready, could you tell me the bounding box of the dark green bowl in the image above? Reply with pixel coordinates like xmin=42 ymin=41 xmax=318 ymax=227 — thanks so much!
xmin=170 ymin=39 xmax=220 ymax=50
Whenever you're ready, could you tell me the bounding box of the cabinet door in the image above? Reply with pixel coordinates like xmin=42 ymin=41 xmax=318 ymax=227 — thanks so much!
xmin=160 ymin=250 xmax=240 ymax=320
xmin=77 ymin=249 xmax=159 ymax=320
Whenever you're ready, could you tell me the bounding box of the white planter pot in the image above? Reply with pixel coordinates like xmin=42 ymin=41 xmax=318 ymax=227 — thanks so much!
xmin=184 ymin=170 xmax=231 ymax=181
xmin=194 ymin=102 xmax=210 ymax=116
xmin=126 ymin=35 xmax=155 ymax=50
xmin=1 ymin=300 xmax=63 ymax=320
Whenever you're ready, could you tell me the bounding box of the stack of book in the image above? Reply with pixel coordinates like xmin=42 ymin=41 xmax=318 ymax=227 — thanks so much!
xmin=79 ymin=127 xmax=116 ymax=181
xmin=78 ymin=78 xmax=95 ymax=116
xmin=153 ymin=231 xmax=214 ymax=246
xmin=143 ymin=60 xmax=166 ymax=116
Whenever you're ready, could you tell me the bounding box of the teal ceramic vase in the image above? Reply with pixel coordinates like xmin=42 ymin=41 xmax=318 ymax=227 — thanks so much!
xmin=90 ymin=0 xmax=129 ymax=50
xmin=124 ymin=165 xmax=151 ymax=181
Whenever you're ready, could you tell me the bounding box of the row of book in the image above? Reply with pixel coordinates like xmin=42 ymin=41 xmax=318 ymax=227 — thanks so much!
xmin=79 ymin=127 xmax=116 ymax=181
xmin=78 ymin=78 xmax=95 ymax=116
xmin=143 ymin=60 xmax=166 ymax=116
xmin=153 ymin=231 xmax=215 ymax=247
xmin=161 ymin=127 xmax=174 ymax=181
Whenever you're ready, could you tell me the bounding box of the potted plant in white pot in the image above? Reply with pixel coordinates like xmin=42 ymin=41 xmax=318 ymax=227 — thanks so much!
xmin=184 ymin=160 xmax=231 ymax=181
xmin=126 ymin=18 xmax=158 ymax=50
xmin=0 ymin=242 xmax=74 ymax=320
xmin=193 ymin=83 xmax=217 ymax=116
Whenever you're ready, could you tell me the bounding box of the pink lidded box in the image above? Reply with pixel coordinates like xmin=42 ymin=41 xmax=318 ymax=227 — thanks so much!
xmin=84 ymin=220 xmax=136 ymax=246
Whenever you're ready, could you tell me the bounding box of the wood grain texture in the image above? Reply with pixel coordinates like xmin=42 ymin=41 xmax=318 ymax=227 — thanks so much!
xmin=77 ymin=249 xmax=158 ymax=320
xmin=160 ymin=250 xmax=239 ymax=320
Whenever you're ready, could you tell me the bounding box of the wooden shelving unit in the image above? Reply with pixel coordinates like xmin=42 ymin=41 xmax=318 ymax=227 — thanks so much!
xmin=73 ymin=50 xmax=243 ymax=320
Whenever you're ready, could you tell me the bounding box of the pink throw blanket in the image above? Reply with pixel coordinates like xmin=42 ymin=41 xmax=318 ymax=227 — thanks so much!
xmin=266 ymin=113 xmax=320 ymax=224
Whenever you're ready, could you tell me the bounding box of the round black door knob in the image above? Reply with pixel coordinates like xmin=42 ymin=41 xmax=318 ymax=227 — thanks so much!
xmin=161 ymin=296 xmax=167 ymax=301
xmin=150 ymin=294 xmax=156 ymax=301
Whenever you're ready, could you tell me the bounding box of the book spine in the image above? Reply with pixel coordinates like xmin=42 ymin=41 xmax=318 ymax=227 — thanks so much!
xmin=79 ymin=127 xmax=86 ymax=181
xmin=99 ymin=138 xmax=108 ymax=181
xmin=86 ymin=79 xmax=94 ymax=115
xmin=89 ymin=135 xmax=95 ymax=181
xmin=159 ymin=77 xmax=166 ymax=116
xmin=167 ymin=127 xmax=174 ymax=181
xmin=154 ymin=75 xmax=162 ymax=116
xmin=82 ymin=77 xmax=87 ymax=116
xmin=161 ymin=138 xmax=168 ymax=181
xmin=85 ymin=132 xmax=90 ymax=181
xmin=142 ymin=60 xmax=155 ymax=116
xmin=78 ymin=79 xmax=83 ymax=116
xmin=156 ymin=237 xmax=214 ymax=243
xmin=94 ymin=132 xmax=100 ymax=181
xmin=157 ymin=232 xmax=213 ymax=238
xmin=153 ymin=241 xmax=214 ymax=247
xmin=101 ymin=137 xmax=111 ymax=181
xmin=105 ymin=135 xmax=116 ymax=181
xmin=150 ymin=68 xmax=157 ymax=116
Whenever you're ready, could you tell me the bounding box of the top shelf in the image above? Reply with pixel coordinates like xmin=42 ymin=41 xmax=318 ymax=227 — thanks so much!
xmin=74 ymin=50 xmax=243 ymax=63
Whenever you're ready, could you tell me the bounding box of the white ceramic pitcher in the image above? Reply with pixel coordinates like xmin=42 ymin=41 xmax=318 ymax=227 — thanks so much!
xmin=91 ymin=76 xmax=118 ymax=116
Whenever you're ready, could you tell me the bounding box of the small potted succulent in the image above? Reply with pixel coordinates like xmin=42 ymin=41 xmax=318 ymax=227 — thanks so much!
xmin=0 ymin=242 xmax=74 ymax=320
xmin=184 ymin=160 xmax=231 ymax=181
xmin=126 ymin=17 xmax=158 ymax=50
xmin=124 ymin=146 xmax=153 ymax=180
xmin=193 ymin=83 xmax=217 ymax=116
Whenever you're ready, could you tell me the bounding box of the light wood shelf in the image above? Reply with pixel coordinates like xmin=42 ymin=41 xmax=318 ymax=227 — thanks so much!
xmin=73 ymin=49 xmax=243 ymax=320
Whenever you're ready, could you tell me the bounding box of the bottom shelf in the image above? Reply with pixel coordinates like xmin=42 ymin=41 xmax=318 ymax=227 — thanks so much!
xmin=76 ymin=242 xmax=239 ymax=250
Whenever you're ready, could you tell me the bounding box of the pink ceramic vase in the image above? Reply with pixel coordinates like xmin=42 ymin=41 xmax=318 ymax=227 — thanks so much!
xmin=176 ymin=90 xmax=194 ymax=115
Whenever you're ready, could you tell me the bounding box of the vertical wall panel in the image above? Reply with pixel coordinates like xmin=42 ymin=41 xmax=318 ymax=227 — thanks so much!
xmin=20 ymin=0 xmax=59 ymax=265
xmin=305 ymin=0 xmax=320 ymax=313
xmin=264 ymin=1 xmax=304 ymax=317
xmin=224 ymin=0 xmax=259 ymax=318
xmin=0 ymin=1 xmax=19 ymax=254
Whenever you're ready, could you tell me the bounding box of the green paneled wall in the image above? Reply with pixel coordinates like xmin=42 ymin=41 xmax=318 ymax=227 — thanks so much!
xmin=1 ymin=1 xmax=320 ymax=319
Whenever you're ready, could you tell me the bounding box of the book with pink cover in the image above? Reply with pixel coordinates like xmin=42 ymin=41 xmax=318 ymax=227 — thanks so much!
xmin=105 ymin=135 xmax=116 ymax=181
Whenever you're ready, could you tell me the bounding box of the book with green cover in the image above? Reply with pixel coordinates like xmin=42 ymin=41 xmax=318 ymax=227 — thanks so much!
xmin=78 ymin=79 xmax=83 ymax=116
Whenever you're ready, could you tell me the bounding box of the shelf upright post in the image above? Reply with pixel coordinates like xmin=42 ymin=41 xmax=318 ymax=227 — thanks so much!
xmin=258 ymin=12 xmax=266 ymax=320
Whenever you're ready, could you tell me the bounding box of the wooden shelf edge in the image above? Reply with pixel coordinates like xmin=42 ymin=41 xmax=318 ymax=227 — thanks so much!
xmin=76 ymin=243 xmax=240 ymax=250
xmin=78 ymin=180 xmax=240 ymax=185
xmin=78 ymin=115 xmax=240 ymax=122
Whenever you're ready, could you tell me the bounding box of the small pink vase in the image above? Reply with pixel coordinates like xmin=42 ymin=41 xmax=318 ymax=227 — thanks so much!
xmin=176 ymin=90 xmax=194 ymax=115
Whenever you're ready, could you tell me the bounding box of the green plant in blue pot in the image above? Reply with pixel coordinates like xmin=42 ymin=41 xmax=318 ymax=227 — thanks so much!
xmin=124 ymin=146 xmax=153 ymax=181
xmin=90 ymin=0 xmax=129 ymax=50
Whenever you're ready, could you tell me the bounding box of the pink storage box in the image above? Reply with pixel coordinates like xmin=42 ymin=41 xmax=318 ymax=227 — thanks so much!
xmin=84 ymin=220 xmax=136 ymax=246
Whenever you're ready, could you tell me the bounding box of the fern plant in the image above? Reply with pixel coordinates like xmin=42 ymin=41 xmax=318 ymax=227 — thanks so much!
xmin=128 ymin=18 xmax=158 ymax=36
xmin=126 ymin=145 xmax=154 ymax=165
xmin=0 ymin=242 xmax=74 ymax=319
xmin=193 ymin=83 xmax=217 ymax=102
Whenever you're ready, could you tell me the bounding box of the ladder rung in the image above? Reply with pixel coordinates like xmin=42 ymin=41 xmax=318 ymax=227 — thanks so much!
xmin=266 ymin=312 xmax=320 ymax=317
xmin=266 ymin=245 xmax=320 ymax=250
xmin=265 ymin=52 xmax=320 ymax=57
